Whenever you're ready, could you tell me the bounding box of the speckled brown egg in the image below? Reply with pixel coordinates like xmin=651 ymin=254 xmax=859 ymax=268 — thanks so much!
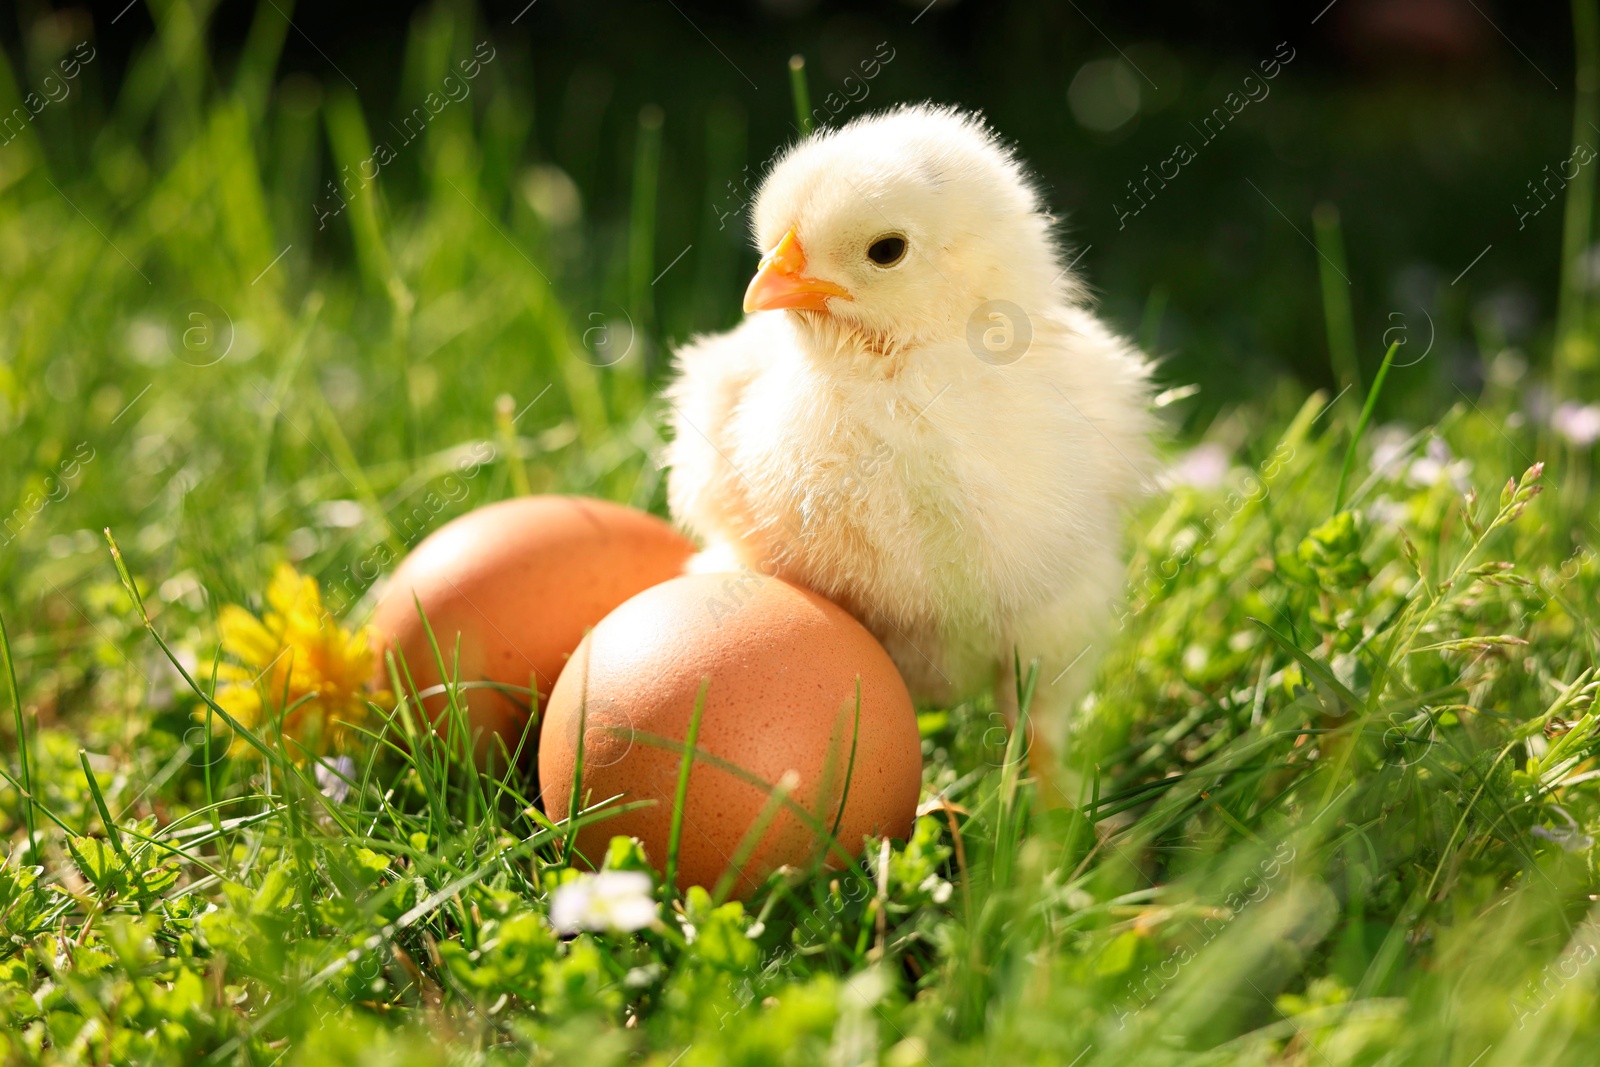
xmin=369 ymin=496 xmax=694 ymax=767
xmin=538 ymin=573 xmax=922 ymax=897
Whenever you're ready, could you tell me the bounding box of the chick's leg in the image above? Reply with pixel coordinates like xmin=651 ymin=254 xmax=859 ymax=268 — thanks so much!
xmin=995 ymin=653 xmax=1072 ymax=810
xmin=1004 ymin=589 xmax=1115 ymax=810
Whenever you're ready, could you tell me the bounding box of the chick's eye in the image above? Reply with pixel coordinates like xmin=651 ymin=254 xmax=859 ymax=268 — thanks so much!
xmin=866 ymin=235 xmax=907 ymax=266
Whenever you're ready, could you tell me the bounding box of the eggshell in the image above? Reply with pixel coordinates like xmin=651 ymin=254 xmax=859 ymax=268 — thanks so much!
xmin=539 ymin=573 xmax=922 ymax=897
xmin=369 ymin=496 xmax=694 ymax=766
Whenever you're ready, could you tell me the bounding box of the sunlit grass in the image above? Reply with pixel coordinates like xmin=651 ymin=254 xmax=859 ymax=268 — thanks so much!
xmin=1 ymin=3 xmax=1600 ymax=1066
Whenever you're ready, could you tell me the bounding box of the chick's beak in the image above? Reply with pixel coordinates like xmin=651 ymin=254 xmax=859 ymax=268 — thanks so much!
xmin=742 ymin=229 xmax=853 ymax=313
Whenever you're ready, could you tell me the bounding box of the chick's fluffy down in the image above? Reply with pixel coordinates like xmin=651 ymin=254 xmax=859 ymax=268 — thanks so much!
xmin=665 ymin=105 xmax=1155 ymax=732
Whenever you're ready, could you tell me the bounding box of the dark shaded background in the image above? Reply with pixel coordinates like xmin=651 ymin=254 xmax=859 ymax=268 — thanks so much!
xmin=10 ymin=0 xmax=1578 ymax=420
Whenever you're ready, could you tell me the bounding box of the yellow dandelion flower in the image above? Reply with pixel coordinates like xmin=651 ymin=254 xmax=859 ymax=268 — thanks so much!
xmin=212 ymin=564 xmax=385 ymax=758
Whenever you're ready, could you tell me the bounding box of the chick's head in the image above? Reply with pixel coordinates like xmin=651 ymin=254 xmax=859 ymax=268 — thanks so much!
xmin=745 ymin=105 xmax=1070 ymax=353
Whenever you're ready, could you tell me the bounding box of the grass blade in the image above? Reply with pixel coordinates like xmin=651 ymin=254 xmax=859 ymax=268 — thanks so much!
xmin=629 ymin=726 xmax=871 ymax=887
xmin=1557 ymin=0 xmax=1600 ymax=392
xmin=828 ymin=679 xmax=863 ymax=842
xmin=1249 ymin=616 xmax=1362 ymax=714
xmin=1333 ymin=340 xmax=1401 ymax=513
xmin=105 ymin=530 xmax=279 ymax=762
xmin=712 ymin=770 xmax=798 ymax=904
xmin=629 ymin=104 xmax=664 ymax=353
xmin=0 ymin=610 xmax=38 ymax=871
xmin=1313 ymin=201 xmax=1360 ymax=397
xmin=79 ymin=749 xmax=152 ymax=901
xmin=789 ymin=54 xmax=813 ymax=136
xmin=662 ymin=678 xmax=710 ymax=895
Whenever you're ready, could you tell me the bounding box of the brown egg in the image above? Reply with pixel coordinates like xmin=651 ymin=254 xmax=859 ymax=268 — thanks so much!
xmin=539 ymin=573 xmax=922 ymax=897
xmin=369 ymin=496 xmax=694 ymax=766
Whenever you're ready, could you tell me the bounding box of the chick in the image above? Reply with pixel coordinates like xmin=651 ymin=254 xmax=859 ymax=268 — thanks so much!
xmin=664 ymin=105 xmax=1156 ymax=783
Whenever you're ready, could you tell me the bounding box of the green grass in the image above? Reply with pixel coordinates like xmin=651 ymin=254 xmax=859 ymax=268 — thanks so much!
xmin=4 ymin=4 xmax=1600 ymax=1066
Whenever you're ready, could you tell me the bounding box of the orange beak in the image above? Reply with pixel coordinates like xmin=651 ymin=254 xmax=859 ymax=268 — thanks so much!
xmin=742 ymin=229 xmax=853 ymax=313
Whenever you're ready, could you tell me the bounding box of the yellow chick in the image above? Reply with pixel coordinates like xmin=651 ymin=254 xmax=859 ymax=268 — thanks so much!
xmin=665 ymin=105 xmax=1155 ymax=783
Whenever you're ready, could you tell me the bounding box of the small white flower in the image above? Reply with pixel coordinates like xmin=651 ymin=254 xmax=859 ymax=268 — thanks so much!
xmin=918 ymin=874 xmax=954 ymax=904
xmin=315 ymin=756 xmax=356 ymax=804
xmin=1161 ymin=442 xmax=1230 ymax=490
xmin=1367 ymin=424 xmax=1413 ymax=478
xmin=1531 ymin=825 xmax=1593 ymax=852
xmin=1523 ymin=383 xmax=1555 ymax=425
xmin=1533 ymin=806 xmax=1595 ymax=853
xmin=1364 ymin=495 xmax=1410 ymax=528
xmin=549 ymin=871 xmax=657 ymax=934
xmin=1408 ymin=438 xmax=1472 ymax=492
xmin=1552 ymin=401 xmax=1600 ymax=448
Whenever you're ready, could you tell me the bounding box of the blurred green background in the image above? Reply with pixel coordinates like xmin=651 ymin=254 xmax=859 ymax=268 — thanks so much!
xmin=3 ymin=0 xmax=1579 ymax=405
xmin=0 ymin=0 xmax=1584 ymax=693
